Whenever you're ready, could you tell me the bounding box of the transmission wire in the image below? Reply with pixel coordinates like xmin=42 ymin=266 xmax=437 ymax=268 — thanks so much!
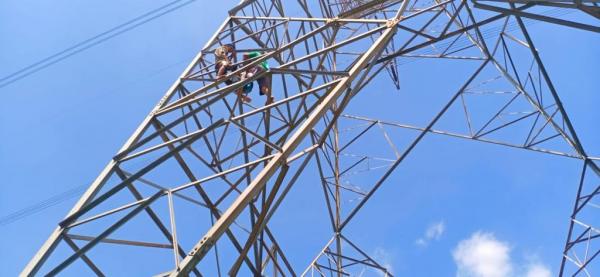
xmin=0 ymin=185 xmax=86 ymax=227
xmin=0 ymin=0 xmax=197 ymax=89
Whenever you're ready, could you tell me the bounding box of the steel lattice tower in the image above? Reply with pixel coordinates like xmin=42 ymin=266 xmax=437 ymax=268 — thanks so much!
xmin=22 ymin=0 xmax=599 ymax=276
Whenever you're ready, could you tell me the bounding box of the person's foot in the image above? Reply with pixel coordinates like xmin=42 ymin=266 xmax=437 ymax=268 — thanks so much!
xmin=236 ymin=91 xmax=252 ymax=103
xmin=241 ymin=94 xmax=252 ymax=103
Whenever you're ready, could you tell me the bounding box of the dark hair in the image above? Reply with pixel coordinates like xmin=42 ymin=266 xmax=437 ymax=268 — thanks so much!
xmin=223 ymin=44 xmax=235 ymax=51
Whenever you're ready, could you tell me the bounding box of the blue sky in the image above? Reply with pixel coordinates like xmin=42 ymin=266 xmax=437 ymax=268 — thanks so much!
xmin=0 ymin=1 xmax=598 ymax=276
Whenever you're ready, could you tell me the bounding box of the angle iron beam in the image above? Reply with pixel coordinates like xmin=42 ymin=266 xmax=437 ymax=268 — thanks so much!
xmin=169 ymin=16 xmax=403 ymax=276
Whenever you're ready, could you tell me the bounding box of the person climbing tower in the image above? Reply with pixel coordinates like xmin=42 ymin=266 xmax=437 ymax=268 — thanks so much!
xmin=214 ymin=44 xmax=251 ymax=103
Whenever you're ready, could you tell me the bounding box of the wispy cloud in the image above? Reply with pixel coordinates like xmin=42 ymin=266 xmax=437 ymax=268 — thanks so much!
xmin=416 ymin=221 xmax=445 ymax=247
xmin=372 ymin=247 xmax=394 ymax=277
xmin=452 ymin=231 xmax=551 ymax=277
xmin=525 ymin=263 xmax=551 ymax=277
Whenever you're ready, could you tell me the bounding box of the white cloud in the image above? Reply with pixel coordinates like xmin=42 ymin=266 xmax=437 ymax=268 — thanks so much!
xmin=416 ymin=221 xmax=445 ymax=247
xmin=452 ymin=232 xmax=512 ymax=277
xmin=452 ymin=232 xmax=552 ymax=277
xmin=525 ymin=263 xmax=551 ymax=277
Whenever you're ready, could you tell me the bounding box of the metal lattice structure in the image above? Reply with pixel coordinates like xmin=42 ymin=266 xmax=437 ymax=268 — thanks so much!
xmin=22 ymin=0 xmax=599 ymax=276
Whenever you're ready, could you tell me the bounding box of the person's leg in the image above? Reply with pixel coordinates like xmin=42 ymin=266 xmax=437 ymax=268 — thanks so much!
xmin=236 ymin=71 xmax=252 ymax=103
xmin=258 ymin=74 xmax=273 ymax=104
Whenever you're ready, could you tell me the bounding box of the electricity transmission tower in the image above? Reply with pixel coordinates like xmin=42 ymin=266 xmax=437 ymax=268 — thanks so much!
xmin=23 ymin=0 xmax=599 ymax=276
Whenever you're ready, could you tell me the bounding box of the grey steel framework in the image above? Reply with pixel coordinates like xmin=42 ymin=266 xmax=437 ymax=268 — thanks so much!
xmin=22 ymin=0 xmax=599 ymax=276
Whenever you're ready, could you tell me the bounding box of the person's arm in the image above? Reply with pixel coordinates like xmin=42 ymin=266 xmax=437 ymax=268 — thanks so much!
xmin=216 ymin=61 xmax=227 ymax=79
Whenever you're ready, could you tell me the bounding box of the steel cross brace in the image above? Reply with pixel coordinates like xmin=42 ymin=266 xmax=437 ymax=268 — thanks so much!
xmin=169 ymin=14 xmax=405 ymax=277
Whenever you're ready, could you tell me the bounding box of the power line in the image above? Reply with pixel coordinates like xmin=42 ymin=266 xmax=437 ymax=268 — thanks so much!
xmin=0 ymin=0 xmax=197 ymax=89
xmin=0 ymin=57 xmax=189 ymax=227
xmin=0 ymin=0 xmax=196 ymax=228
xmin=0 ymin=0 xmax=189 ymax=84
xmin=0 ymin=184 xmax=86 ymax=227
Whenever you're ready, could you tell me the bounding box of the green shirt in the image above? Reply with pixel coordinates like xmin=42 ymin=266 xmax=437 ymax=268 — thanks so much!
xmin=247 ymin=51 xmax=269 ymax=70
